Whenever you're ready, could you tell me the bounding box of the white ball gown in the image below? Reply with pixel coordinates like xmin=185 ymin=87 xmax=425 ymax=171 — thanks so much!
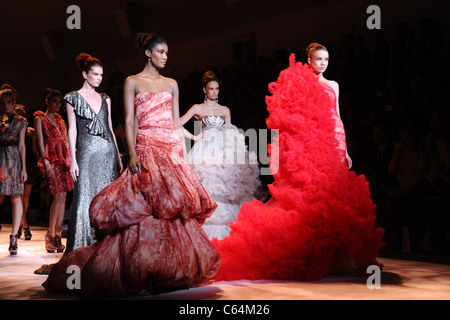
xmin=188 ymin=115 xmax=261 ymax=240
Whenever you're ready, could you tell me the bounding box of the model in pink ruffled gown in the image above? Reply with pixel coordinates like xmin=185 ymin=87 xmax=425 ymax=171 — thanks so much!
xmin=42 ymin=34 xmax=220 ymax=298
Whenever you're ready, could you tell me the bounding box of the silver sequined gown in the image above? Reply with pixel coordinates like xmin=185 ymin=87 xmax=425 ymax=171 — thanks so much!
xmin=63 ymin=92 xmax=120 ymax=253
xmin=187 ymin=115 xmax=260 ymax=240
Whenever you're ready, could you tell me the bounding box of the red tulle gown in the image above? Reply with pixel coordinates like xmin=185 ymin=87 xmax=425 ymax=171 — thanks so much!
xmin=42 ymin=91 xmax=221 ymax=298
xmin=212 ymin=54 xmax=384 ymax=281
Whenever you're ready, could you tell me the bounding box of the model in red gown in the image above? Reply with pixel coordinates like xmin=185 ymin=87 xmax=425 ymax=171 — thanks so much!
xmin=212 ymin=54 xmax=384 ymax=281
xmin=42 ymin=91 xmax=220 ymax=298
xmin=34 ymin=111 xmax=73 ymax=194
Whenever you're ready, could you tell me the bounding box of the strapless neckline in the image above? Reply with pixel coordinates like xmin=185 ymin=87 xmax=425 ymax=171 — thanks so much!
xmin=135 ymin=91 xmax=172 ymax=100
xmin=200 ymin=115 xmax=225 ymax=119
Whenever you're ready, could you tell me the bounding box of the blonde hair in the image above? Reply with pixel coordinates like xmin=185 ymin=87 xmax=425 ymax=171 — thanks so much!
xmin=306 ymin=43 xmax=327 ymax=59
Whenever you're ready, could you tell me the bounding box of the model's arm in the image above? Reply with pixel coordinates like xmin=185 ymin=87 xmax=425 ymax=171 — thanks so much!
xmin=18 ymin=124 xmax=27 ymax=183
xmin=124 ymin=76 xmax=140 ymax=174
xmin=31 ymin=128 xmax=40 ymax=161
xmin=170 ymin=80 xmax=195 ymax=160
xmin=66 ymin=103 xmax=79 ymax=182
xmin=34 ymin=116 xmax=54 ymax=179
xmin=106 ymin=97 xmax=124 ymax=173
xmin=170 ymin=79 xmax=182 ymax=129
xmin=180 ymin=105 xmax=198 ymax=126
xmin=333 ymin=81 xmax=352 ymax=169
xmin=224 ymin=106 xmax=232 ymax=125
xmin=333 ymin=81 xmax=342 ymax=118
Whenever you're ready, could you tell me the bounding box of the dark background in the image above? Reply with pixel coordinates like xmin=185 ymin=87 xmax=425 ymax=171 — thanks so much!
xmin=1 ymin=0 xmax=448 ymax=127
xmin=1 ymin=0 xmax=450 ymax=260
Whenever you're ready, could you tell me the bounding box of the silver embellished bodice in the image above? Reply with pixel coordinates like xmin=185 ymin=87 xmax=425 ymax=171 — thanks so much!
xmin=201 ymin=115 xmax=225 ymax=130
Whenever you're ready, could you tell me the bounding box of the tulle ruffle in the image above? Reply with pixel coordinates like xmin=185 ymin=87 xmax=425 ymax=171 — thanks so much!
xmin=211 ymin=54 xmax=384 ymax=281
xmin=188 ymin=124 xmax=261 ymax=240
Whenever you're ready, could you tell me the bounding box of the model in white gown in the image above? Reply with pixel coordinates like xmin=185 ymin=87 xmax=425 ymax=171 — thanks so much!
xmin=181 ymin=71 xmax=260 ymax=240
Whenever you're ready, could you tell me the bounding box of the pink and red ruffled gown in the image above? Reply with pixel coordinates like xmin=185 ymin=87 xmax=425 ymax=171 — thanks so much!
xmin=42 ymin=92 xmax=220 ymax=298
xmin=212 ymin=54 xmax=384 ymax=281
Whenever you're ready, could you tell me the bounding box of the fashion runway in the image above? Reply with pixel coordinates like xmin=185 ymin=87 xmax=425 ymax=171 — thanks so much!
xmin=1 ymin=224 xmax=449 ymax=300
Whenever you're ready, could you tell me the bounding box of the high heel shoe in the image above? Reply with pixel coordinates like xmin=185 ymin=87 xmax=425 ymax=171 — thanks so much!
xmin=17 ymin=225 xmax=22 ymax=239
xmin=23 ymin=226 xmax=32 ymax=240
xmin=44 ymin=231 xmax=57 ymax=253
xmin=9 ymin=234 xmax=18 ymax=255
xmin=54 ymin=234 xmax=65 ymax=253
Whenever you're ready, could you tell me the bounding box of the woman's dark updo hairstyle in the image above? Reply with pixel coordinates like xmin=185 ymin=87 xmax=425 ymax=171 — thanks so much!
xmin=136 ymin=33 xmax=167 ymax=62
xmin=0 ymin=83 xmax=17 ymax=100
xmin=202 ymin=70 xmax=220 ymax=88
xmin=42 ymin=88 xmax=61 ymax=102
xmin=76 ymin=52 xmax=103 ymax=73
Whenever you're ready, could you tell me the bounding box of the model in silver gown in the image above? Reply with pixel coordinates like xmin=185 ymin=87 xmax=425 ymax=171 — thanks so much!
xmin=63 ymin=92 xmax=120 ymax=253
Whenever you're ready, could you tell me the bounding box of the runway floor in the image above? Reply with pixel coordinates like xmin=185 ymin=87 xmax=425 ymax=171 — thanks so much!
xmin=1 ymin=224 xmax=450 ymax=300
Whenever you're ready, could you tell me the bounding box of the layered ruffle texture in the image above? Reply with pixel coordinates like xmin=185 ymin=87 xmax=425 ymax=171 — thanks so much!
xmin=212 ymin=54 xmax=384 ymax=281
xmin=43 ymin=92 xmax=220 ymax=298
xmin=189 ymin=123 xmax=261 ymax=240
xmin=34 ymin=111 xmax=74 ymax=194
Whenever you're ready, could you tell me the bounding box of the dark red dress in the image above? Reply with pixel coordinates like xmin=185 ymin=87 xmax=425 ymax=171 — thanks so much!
xmin=34 ymin=111 xmax=74 ymax=194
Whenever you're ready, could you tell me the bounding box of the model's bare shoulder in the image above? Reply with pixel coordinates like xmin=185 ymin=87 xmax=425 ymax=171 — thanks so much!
xmin=124 ymin=74 xmax=139 ymax=84
xmin=328 ymin=80 xmax=339 ymax=88
xmin=164 ymin=77 xmax=179 ymax=94
xmin=327 ymin=80 xmax=339 ymax=95
xmin=221 ymin=105 xmax=230 ymax=113
xmin=165 ymin=76 xmax=178 ymax=87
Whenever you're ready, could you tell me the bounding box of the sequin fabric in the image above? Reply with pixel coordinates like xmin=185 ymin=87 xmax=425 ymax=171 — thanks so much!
xmin=63 ymin=92 xmax=120 ymax=254
xmin=201 ymin=115 xmax=225 ymax=129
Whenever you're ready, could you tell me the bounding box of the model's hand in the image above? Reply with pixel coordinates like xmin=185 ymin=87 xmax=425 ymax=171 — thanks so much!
xmin=201 ymin=130 xmax=209 ymax=139
xmin=346 ymin=151 xmax=352 ymax=170
xmin=70 ymin=161 xmax=79 ymax=182
xmin=118 ymin=157 xmax=124 ymax=174
xmin=20 ymin=169 xmax=27 ymax=183
xmin=44 ymin=161 xmax=55 ymax=179
xmin=128 ymin=154 xmax=141 ymax=174
xmin=194 ymin=131 xmax=208 ymax=141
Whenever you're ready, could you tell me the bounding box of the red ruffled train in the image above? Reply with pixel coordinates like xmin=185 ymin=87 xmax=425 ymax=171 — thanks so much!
xmin=212 ymin=54 xmax=384 ymax=281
